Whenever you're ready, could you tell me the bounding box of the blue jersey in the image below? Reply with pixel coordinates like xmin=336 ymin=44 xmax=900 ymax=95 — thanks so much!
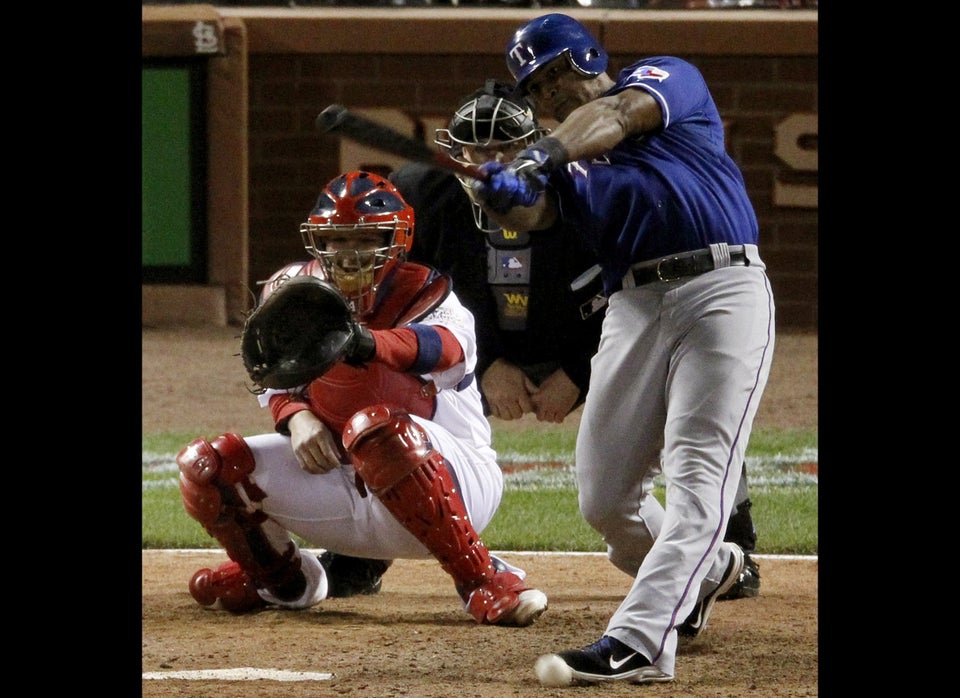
xmin=551 ymin=56 xmax=759 ymax=294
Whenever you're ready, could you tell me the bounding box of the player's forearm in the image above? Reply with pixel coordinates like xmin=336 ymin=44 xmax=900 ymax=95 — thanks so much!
xmin=371 ymin=325 xmax=464 ymax=373
xmin=268 ymin=392 xmax=312 ymax=435
xmin=547 ymin=92 xmax=662 ymax=162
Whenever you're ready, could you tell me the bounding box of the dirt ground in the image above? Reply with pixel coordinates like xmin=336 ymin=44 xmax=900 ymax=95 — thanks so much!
xmin=142 ymin=326 xmax=818 ymax=696
xmin=141 ymin=326 xmax=817 ymax=437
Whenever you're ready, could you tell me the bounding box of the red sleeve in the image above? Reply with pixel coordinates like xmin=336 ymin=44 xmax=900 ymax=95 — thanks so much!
xmin=268 ymin=392 xmax=313 ymax=435
xmin=370 ymin=325 xmax=463 ymax=373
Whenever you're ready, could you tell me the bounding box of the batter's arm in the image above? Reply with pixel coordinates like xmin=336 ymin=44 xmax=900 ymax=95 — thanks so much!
xmin=544 ymin=88 xmax=663 ymax=163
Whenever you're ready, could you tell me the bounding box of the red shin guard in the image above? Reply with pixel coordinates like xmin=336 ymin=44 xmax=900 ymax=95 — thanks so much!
xmin=343 ymin=406 xmax=497 ymax=602
xmin=177 ymin=433 xmax=306 ymax=601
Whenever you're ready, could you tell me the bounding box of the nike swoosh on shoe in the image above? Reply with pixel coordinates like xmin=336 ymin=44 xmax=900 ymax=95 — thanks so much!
xmin=608 ymin=653 xmax=637 ymax=670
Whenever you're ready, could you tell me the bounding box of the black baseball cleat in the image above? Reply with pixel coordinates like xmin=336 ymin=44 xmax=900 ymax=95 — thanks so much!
xmin=677 ymin=542 xmax=745 ymax=637
xmin=317 ymin=551 xmax=393 ymax=598
xmin=534 ymin=636 xmax=672 ymax=686
xmin=718 ymin=552 xmax=760 ymax=600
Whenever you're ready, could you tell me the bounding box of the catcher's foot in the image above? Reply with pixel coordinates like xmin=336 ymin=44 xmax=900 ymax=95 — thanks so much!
xmin=466 ymin=570 xmax=548 ymax=626
xmin=190 ymin=554 xmax=328 ymax=612
xmin=318 ymin=551 xmax=393 ymax=598
xmin=189 ymin=561 xmax=267 ymax=614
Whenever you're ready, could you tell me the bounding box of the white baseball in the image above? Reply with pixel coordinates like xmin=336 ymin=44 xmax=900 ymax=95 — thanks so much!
xmin=535 ymin=654 xmax=573 ymax=687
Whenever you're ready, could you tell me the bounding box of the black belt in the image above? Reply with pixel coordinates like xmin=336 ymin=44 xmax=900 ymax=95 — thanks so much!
xmin=629 ymin=247 xmax=749 ymax=286
xmin=571 ymin=245 xmax=752 ymax=320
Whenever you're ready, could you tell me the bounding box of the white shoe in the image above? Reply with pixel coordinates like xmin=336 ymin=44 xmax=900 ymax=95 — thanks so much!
xmin=490 ymin=553 xmax=527 ymax=580
xmin=257 ymin=552 xmax=329 ymax=609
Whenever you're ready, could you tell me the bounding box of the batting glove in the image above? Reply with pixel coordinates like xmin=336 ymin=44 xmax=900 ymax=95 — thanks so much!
xmin=474 ymin=137 xmax=568 ymax=214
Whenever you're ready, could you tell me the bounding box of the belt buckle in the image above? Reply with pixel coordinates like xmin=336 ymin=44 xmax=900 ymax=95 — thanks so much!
xmin=656 ymin=256 xmax=684 ymax=282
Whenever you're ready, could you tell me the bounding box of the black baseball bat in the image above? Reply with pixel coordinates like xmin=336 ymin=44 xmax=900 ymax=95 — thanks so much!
xmin=315 ymin=104 xmax=488 ymax=182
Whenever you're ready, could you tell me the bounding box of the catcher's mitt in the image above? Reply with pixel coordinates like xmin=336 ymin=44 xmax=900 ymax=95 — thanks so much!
xmin=241 ymin=275 xmax=375 ymax=390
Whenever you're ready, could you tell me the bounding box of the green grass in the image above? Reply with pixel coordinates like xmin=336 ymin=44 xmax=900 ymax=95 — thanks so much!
xmin=143 ymin=426 xmax=817 ymax=554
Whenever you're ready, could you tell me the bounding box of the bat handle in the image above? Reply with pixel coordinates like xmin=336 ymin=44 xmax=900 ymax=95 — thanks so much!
xmin=434 ymin=153 xmax=488 ymax=182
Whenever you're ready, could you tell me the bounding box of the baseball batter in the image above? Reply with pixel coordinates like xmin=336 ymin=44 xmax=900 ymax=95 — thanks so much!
xmin=472 ymin=14 xmax=776 ymax=684
xmin=176 ymin=171 xmax=548 ymax=627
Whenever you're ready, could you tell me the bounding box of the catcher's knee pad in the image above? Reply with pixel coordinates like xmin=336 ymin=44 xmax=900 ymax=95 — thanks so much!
xmin=343 ymin=405 xmax=434 ymax=494
xmin=344 ymin=405 xmax=495 ymax=599
xmin=177 ymin=433 xmax=259 ymax=528
xmin=176 ymin=434 xmax=307 ymax=601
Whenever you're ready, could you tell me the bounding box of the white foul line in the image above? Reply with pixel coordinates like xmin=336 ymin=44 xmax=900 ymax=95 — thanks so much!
xmin=144 ymin=549 xmax=817 ymax=561
xmin=142 ymin=667 xmax=332 ymax=682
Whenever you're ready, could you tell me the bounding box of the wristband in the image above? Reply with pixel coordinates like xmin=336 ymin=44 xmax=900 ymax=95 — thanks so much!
xmin=521 ymin=136 xmax=569 ymax=173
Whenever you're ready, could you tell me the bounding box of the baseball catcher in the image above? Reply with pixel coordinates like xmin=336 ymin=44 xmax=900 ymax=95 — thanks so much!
xmin=176 ymin=170 xmax=548 ymax=626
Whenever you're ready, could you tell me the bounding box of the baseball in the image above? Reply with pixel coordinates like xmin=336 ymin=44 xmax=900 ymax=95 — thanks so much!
xmin=535 ymin=654 xmax=573 ymax=687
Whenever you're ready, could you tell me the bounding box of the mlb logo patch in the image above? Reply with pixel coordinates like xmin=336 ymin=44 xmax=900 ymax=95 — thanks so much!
xmin=634 ymin=65 xmax=670 ymax=82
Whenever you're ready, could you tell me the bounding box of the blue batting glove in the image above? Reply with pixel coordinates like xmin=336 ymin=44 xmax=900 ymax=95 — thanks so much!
xmin=475 ymin=159 xmax=546 ymax=214
xmin=472 ymin=137 xmax=569 ymax=213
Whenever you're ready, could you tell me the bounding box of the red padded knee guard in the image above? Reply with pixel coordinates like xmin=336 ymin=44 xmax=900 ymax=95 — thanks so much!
xmin=176 ymin=434 xmax=305 ymax=601
xmin=177 ymin=433 xmax=258 ymax=528
xmin=343 ymin=405 xmax=496 ymax=601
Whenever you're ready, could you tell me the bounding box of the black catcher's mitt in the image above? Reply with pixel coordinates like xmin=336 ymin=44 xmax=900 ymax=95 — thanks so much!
xmin=241 ymin=275 xmax=375 ymax=390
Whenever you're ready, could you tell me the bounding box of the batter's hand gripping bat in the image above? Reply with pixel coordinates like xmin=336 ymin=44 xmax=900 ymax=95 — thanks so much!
xmin=315 ymin=104 xmax=488 ymax=182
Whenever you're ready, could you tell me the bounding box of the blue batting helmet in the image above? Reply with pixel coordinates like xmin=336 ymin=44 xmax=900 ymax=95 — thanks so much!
xmin=505 ymin=14 xmax=608 ymax=92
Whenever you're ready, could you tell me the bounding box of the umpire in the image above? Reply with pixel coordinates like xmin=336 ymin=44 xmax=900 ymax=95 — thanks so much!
xmin=394 ymin=80 xmax=602 ymax=425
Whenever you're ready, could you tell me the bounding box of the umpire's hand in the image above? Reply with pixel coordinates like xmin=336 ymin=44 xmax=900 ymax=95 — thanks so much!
xmin=481 ymin=359 xmax=536 ymax=421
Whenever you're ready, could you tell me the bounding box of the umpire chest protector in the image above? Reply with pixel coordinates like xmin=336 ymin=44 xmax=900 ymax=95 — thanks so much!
xmin=486 ymin=228 xmax=532 ymax=331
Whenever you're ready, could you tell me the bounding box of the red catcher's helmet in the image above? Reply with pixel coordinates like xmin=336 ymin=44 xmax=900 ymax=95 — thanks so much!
xmin=300 ymin=171 xmax=414 ymax=318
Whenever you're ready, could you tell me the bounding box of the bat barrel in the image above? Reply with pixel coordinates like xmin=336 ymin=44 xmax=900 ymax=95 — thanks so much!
xmin=315 ymin=104 xmax=488 ymax=182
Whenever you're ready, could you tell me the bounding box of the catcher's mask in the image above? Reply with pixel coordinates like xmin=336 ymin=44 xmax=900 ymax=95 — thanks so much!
xmin=300 ymin=171 xmax=414 ymax=318
xmin=435 ymin=79 xmax=545 ymax=232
